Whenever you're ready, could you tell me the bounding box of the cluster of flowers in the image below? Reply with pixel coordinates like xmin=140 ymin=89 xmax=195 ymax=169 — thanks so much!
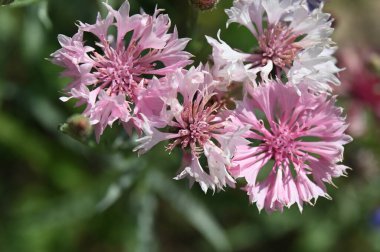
xmin=51 ymin=0 xmax=352 ymax=212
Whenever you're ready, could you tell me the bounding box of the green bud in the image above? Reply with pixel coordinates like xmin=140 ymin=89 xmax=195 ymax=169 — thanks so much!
xmin=60 ymin=114 xmax=93 ymax=142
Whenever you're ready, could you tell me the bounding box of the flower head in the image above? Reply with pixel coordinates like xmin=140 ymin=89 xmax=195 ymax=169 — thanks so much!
xmin=207 ymin=0 xmax=340 ymax=93
xmin=231 ymin=81 xmax=352 ymax=212
xmin=51 ymin=1 xmax=192 ymax=141
xmin=135 ymin=66 xmax=248 ymax=192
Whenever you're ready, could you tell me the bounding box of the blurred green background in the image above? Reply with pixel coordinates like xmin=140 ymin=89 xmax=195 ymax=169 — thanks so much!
xmin=1 ymin=0 xmax=380 ymax=251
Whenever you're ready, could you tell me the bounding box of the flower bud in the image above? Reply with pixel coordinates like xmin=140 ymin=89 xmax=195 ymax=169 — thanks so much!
xmin=190 ymin=0 xmax=219 ymax=11
xmin=60 ymin=114 xmax=92 ymax=142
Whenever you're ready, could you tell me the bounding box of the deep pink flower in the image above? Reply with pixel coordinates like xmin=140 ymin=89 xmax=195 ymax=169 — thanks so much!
xmin=337 ymin=47 xmax=380 ymax=136
xmin=135 ymin=66 xmax=248 ymax=192
xmin=231 ymin=81 xmax=352 ymax=212
xmin=51 ymin=1 xmax=192 ymax=141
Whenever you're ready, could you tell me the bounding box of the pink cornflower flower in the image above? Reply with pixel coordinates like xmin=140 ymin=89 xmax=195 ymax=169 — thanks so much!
xmin=230 ymin=81 xmax=352 ymax=212
xmin=206 ymin=0 xmax=340 ymax=93
xmin=135 ymin=66 xmax=248 ymax=192
xmin=51 ymin=1 xmax=192 ymax=141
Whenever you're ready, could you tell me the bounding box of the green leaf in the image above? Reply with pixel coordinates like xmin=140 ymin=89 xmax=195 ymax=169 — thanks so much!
xmin=135 ymin=191 xmax=158 ymax=252
xmin=0 ymin=0 xmax=14 ymax=6
xmin=148 ymin=171 xmax=232 ymax=252
xmin=9 ymin=0 xmax=41 ymax=7
xmin=96 ymin=171 xmax=137 ymax=212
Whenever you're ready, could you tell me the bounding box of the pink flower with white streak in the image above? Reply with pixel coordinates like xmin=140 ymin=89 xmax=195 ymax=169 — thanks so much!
xmin=206 ymin=0 xmax=340 ymax=93
xmin=135 ymin=66 xmax=248 ymax=192
xmin=51 ymin=1 xmax=192 ymax=141
xmin=231 ymin=81 xmax=352 ymax=212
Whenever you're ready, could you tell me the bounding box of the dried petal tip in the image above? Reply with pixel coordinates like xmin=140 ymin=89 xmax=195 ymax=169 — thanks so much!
xmin=191 ymin=0 xmax=219 ymax=11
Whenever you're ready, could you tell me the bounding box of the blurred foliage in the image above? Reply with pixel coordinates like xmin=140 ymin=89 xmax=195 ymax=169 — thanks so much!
xmin=0 ymin=0 xmax=14 ymax=6
xmin=0 ymin=0 xmax=380 ymax=252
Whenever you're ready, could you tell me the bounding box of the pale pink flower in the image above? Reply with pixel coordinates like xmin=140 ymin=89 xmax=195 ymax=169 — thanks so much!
xmin=135 ymin=66 xmax=248 ymax=192
xmin=206 ymin=0 xmax=340 ymax=93
xmin=51 ymin=1 xmax=192 ymax=141
xmin=230 ymin=81 xmax=352 ymax=212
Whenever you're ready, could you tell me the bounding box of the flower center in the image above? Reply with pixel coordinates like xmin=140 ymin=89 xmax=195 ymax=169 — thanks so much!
xmin=167 ymin=97 xmax=223 ymax=156
xmin=258 ymin=23 xmax=301 ymax=69
xmin=93 ymin=47 xmax=137 ymax=98
xmin=92 ymin=44 xmax=152 ymax=99
xmin=265 ymin=125 xmax=296 ymax=162
xmin=178 ymin=118 xmax=211 ymax=150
